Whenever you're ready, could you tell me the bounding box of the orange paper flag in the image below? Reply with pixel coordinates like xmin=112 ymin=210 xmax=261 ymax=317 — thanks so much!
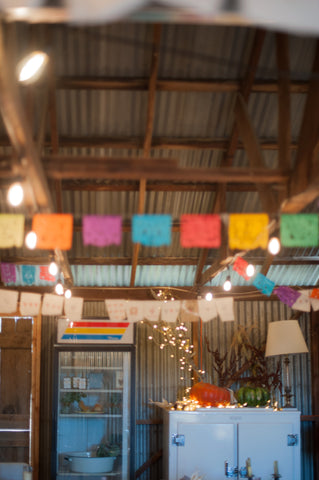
xmin=32 ymin=214 xmax=73 ymax=250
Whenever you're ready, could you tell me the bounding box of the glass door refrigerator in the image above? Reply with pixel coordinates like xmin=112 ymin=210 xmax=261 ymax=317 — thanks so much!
xmin=52 ymin=318 xmax=135 ymax=480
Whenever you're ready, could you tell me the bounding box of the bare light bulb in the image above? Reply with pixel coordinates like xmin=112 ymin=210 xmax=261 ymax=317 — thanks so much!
xmin=25 ymin=231 xmax=37 ymax=249
xmin=7 ymin=183 xmax=24 ymax=206
xmin=17 ymin=51 xmax=49 ymax=84
xmin=49 ymin=261 xmax=58 ymax=276
xmin=55 ymin=282 xmax=64 ymax=295
xmin=268 ymin=237 xmax=281 ymax=255
xmin=64 ymin=289 xmax=72 ymax=299
xmin=223 ymin=276 xmax=232 ymax=292
xmin=246 ymin=264 xmax=255 ymax=277
xmin=205 ymin=292 xmax=213 ymax=301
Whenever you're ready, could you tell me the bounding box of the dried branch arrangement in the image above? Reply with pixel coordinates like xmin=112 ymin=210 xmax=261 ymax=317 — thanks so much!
xmin=205 ymin=324 xmax=282 ymax=393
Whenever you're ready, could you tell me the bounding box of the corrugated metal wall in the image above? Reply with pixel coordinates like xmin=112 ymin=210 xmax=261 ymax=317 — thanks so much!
xmin=40 ymin=301 xmax=314 ymax=480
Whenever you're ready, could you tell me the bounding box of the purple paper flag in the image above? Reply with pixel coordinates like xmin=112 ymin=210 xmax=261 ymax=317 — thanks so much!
xmin=253 ymin=273 xmax=275 ymax=296
xmin=0 ymin=263 xmax=16 ymax=283
xmin=82 ymin=215 xmax=122 ymax=247
xmin=274 ymin=286 xmax=301 ymax=308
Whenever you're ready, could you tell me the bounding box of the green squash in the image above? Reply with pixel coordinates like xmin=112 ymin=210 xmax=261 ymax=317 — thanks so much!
xmin=236 ymin=386 xmax=270 ymax=407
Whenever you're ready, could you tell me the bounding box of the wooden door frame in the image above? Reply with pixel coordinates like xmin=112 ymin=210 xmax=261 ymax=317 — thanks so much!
xmin=0 ymin=311 xmax=41 ymax=480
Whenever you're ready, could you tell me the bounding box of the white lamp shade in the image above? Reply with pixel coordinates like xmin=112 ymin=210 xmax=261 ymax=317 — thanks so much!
xmin=265 ymin=320 xmax=309 ymax=357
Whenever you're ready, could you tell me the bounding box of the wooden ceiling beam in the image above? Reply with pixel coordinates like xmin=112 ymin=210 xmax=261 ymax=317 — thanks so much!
xmin=5 ymin=254 xmax=317 ymax=267
xmin=0 ymin=136 xmax=300 ymax=151
xmin=32 ymin=157 xmax=289 ymax=183
xmin=56 ymin=76 xmax=309 ymax=94
xmin=6 ymin=284 xmax=291 ymax=301
xmin=130 ymin=24 xmax=162 ymax=287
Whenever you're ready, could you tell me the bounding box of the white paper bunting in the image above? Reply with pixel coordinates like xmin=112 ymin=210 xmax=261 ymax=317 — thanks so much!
xmin=180 ymin=300 xmax=199 ymax=322
xmin=143 ymin=301 xmax=161 ymax=322
xmin=20 ymin=292 xmax=41 ymax=316
xmin=161 ymin=300 xmax=181 ymax=322
xmin=64 ymin=297 xmax=84 ymax=320
xmin=126 ymin=301 xmax=144 ymax=322
xmin=215 ymin=297 xmax=235 ymax=322
xmin=0 ymin=289 xmax=18 ymax=313
xmin=105 ymin=299 xmax=127 ymax=321
xmin=197 ymin=298 xmax=218 ymax=322
xmin=292 ymin=290 xmax=311 ymax=312
xmin=42 ymin=293 xmax=64 ymax=316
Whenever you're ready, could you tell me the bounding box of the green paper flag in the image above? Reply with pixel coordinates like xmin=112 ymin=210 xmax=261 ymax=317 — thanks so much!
xmin=280 ymin=214 xmax=319 ymax=247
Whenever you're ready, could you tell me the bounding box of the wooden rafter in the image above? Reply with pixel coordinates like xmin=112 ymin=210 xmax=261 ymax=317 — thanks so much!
xmin=130 ymin=24 xmax=162 ymax=287
xmin=195 ymin=29 xmax=266 ymax=287
xmin=0 ymin=24 xmax=73 ymax=285
xmin=290 ymin=39 xmax=319 ymax=196
xmin=235 ymin=94 xmax=278 ymax=213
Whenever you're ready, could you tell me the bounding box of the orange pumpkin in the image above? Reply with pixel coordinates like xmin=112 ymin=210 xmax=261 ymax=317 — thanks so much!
xmin=189 ymin=382 xmax=231 ymax=407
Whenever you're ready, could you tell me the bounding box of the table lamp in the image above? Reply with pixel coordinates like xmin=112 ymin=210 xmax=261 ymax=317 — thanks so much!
xmin=265 ymin=320 xmax=308 ymax=408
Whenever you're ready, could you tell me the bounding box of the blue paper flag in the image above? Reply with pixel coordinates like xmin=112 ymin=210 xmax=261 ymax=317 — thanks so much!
xmin=22 ymin=265 xmax=36 ymax=285
xmin=253 ymin=273 xmax=275 ymax=296
xmin=132 ymin=214 xmax=172 ymax=246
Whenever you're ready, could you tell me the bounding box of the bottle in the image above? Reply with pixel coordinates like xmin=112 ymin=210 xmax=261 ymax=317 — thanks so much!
xmin=23 ymin=465 xmax=32 ymax=480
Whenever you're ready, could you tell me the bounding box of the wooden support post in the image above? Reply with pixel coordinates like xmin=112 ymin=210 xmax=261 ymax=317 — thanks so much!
xmin=311 ymin=310 xmax=319 ymax=480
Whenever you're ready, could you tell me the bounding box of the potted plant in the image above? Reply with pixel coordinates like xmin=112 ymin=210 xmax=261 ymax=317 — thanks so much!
xmin=95 ymin=441 xmax=121 ymax=472
xmin=60 ymin=391 xmax=87 ymax=413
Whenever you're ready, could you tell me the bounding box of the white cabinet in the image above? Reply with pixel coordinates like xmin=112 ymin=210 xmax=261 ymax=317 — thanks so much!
xmin=163 ymin=408 xmax=301 ymax=480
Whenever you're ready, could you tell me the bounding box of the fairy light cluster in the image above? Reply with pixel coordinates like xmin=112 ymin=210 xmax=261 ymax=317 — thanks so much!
xmin=144 ymin=319 xmax=203 ymax=382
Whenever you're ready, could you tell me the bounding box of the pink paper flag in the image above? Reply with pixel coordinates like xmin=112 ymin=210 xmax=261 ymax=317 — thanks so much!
xmin=82 ymin=215 xmax=122 ymax=247
xmin=0 ymin=263 xmax=16 ymax=283
xmin=233 ymin=256 xmax=250 ymax=281
xmin=39 ymin=266 xmax=56 ymax=282
xmin=180 ymin=214 xmax=221 ymax=248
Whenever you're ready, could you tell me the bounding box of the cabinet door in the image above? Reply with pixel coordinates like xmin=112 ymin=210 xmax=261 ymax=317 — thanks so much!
xmin=175 ymin=422 xmax=236 ymax=480
xmin=238 ymin=422 xmax=299 ymax=480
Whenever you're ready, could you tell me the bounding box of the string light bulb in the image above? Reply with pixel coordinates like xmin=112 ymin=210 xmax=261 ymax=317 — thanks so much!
xmin=246 ymin=264 xmax=255 ymax=277
xmin=49 ymin=260 xmax=58 ymax=276
xmin=25 ymin=231 xmax=37 ymax=249
xmin=17 ymin=50 xmax=49 ymax=84
xmin=223 ymin=275 xmax=232 ymax=292
xmin=268 ymin=236 xmax=281 ymax=255
xmin=64 ymin=288 xmax=72 ymax=299
xmin=7 ymin=183 xmax=24 ymax=206
xmin=55 ymin=281 xmax=64 ymax=296
xmin=205 ymin=292 xmax=213 ymax=301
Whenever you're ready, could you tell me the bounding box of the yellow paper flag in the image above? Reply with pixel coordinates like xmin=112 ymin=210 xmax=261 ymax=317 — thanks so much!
xmin=228 ymin=213 xmax=269 ymax=250
xmin=0 ymin=214 xmax=25 ymax=248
